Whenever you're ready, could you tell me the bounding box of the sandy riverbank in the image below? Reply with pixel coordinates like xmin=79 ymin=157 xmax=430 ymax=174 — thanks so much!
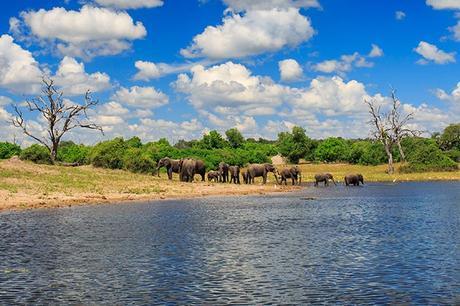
xmin=1 ymin=158 xmax=459 ymax=211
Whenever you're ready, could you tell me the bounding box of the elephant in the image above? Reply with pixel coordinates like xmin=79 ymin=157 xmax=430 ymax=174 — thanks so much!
xmin=156 ymin=157 xmax=181 ymax=180
xmin=246 ymin=163 xmax=279 ymax=184
xmin=344 ymin=174 xmax=364 ymax=186
xmin=207 ymin=170 xmax=220 ymax=182
xmin=314 ymin=173 xmax=336 ymax=186
xmin=179 ymin=158 xmax=206 ymax=182
xmin=195 ymin=159 xmax=206 ymax=181
xmin=278 ymin=166 xmax=302 ymax=185
xmin=218 ymin=162 xmax=229 ymax=183
xmin=180 ymin=158 xmax=196 ymax=182
xmin=228 ymin=166 xmax=240 ymax=184
xmin=242 ymin=171 xmax=248 ymax=184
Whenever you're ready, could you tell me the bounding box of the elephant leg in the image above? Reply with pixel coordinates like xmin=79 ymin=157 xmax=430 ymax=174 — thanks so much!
xmin=292 ymin=178 xmax=295 ymax=185
xmin=168 ymin=168 xmax=173 ymax=180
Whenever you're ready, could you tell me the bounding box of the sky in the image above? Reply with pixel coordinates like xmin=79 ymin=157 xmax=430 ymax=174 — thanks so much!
xmin=0 ymin=0 xmax=459 ymax=145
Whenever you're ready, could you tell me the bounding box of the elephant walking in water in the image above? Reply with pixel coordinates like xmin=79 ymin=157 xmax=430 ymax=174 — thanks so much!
xmin=228 ymin=166 xmax=240 ymax=184
xmin=278 ymin=166 xmax=302 ymax=185
xmin=207 ymin=170 xmax=220 ymax=182
xmin=156 ymin=157 xmax=181 ymax=180
xmin=314 ymin=173 xmax=336 ymax=186
xmin=218 ymin=162 xmax=229 ymax=183
xmin=246 ymin=163 xmax=279 ymax=184
xmin=344 ymin=174 xmax=364 ymax=186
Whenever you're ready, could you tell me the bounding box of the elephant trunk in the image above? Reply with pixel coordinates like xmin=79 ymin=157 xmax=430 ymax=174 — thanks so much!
xmin=156 ymin=166 xmax=161 ymax=177
xmin=273 ymin=172 xmax=280 ymax=184
xmin=298 ymin=174 xmax=302 ymax=185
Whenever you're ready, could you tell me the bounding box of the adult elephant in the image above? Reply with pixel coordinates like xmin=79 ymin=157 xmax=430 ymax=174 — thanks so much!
xmin=314 ymin=173 xmax=336 ymax=186
xmin=344 ymin=174 xmax=364 ymax=186
xmin=246 ymin=163 xmax=279 ymax=184
xmin=218 ymin=162 xmax=229 ymax=183
xmin=195 ymin=159 xmax=206 ymax=181
xmin=228 ymin=166 xmax=240 ymax=184
xmin=180 ymin=158 xmax=196 ymax=182
xmin=156 ymin=157 xmax=181 ymax=180
xmin=207 ymin=170 xmax=220 ymax=182
xmin=279 ymin=166 xmax=302 ymax=185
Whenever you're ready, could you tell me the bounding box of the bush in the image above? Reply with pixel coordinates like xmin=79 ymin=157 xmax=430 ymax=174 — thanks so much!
xmin=400 ymin=141 xmax=458 ymax=173
xmin=315 ymin=137 xmax=351 ymax=162
xmin=0 ymin=142 xmax=21 ymax=159
xmin=277 ymin=126 xmax=315 ymax=163
xmin=445 ymin=149 xmax=460 ymax=162
xmin=348 ymin=141 xmax=387 ymax=165
xmin=123 ymin=148 xmax=156 ymax=174
xmin=89 ymin=138 xmax=127 ymax=169
xmin=57 ymin=141 xmax=90 ymax=164
xmin=20 ymin=144 xmax=52 ymax=164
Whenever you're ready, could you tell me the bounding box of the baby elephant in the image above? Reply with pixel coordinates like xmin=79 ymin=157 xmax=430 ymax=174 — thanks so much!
xmin=207 ymin=170 xmax=220 ymax=182
xmin=228 ymin=166 xmax=240 ymax=184
xmin=314 ymin=173 xmax=336 ymax=186
xmin=344 ymin=174 xmax=364 ymax=186
xmin=278 ymin=166 xmax=302 ymax=185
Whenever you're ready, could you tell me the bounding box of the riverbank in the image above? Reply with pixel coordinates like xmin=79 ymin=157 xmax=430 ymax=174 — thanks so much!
xmin=0 ymin=159 xmax=299 ymax=211
xmin=1 ymin=159 xmax=459 ymax=211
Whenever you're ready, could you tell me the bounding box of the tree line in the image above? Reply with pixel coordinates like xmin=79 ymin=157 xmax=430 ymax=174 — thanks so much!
xmin=1 ymin=123 xmax=458 ymax=174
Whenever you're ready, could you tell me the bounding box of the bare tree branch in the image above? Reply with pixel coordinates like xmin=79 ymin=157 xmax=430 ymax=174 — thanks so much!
xmin=10 ymin=77 xmax=103 ymax=163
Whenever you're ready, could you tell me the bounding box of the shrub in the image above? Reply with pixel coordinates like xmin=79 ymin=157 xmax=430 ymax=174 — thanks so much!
xmin=123 ymin=148 xmax=156 ymax=174
xmin=348 ymin=141 xmax=387 ymax=165
xmin=89 ymin=138 xmax=127 ymax=169
xmin=445 ymin=149 xmax=460 ymax=162
xmin=400 ymin=141 xmax=458 ymax=173
xmin=57 ymin=141 xmax=90 ymax=164
xmin=315 ymin=137 xmax=351 ymax=163
xmin=277 ymin=126 xmax=315 ymax=163
xmin=0 ymin=142 xmax=21 ymax=159
xmin=20 ymin=144 xmax=52 ymax=164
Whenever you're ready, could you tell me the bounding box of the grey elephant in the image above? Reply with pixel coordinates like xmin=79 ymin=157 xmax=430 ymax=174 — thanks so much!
xmin=246 ymin=163 xmax=279 ymax=184
xmin=344 ymin=174 xmax=364 ymax=186
xmin=242 ymin=171 xmax=248 ymax=184
xmin=207 ymin=170 xmax=220 ymax=182
xmin=218 ymin=162 xmax=229 ymax=183
xmin=228 ymin=165 xmax=240 ymax=184
xmin=314 ymin=173 xmax=336 ymax=186
xmin=156 ymin=157 xmax=181 ymax=180
xmin=278 ymin=166 xmax=302 ymax=185
xmin=180 ymin=158 xmax=196 ymax=182
xmin=179 ymin=158 xmax=206 ymax=182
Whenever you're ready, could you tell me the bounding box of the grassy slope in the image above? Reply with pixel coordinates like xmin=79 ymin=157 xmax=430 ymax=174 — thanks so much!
xmin=0 ymin=159 xmax=459 ymax=210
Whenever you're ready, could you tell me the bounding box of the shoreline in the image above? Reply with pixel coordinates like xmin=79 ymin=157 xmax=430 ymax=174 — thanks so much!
xmin=1 ymin=159 xmax=459 ymax=212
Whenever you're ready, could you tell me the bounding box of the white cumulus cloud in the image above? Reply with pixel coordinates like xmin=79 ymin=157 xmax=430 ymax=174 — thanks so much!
xmin=435 ymin=82 xmax=460 ymax=103
xmin=223 ymin=0 xmax=320 ymax=11
xmin=13 ymin=5 xmax=147 ymax=59
xmin=426 ymin=0 xmax=460 ymax=10
xmin=279 ymin=59 xmax=303 ymax=82
xmin=112 ymin=86 xmax=169 ymax=109
xmin=395 ymin=10 xmax=406 ymax=20
xmin=133 ymin=60 xmax=197 ymax=80
xmin=94 ymin=0 xmax=164 ymax=9
xmin=369 ymin=44 xmax=384 ymax=57
xmin=0 ymin=34 xmax=42 ymax=94
xmin=414 ymin=41 xmax=456 ymax=64
xmin=54 ymin=56 xmax=111 ymax=96
xmin=181 ymin=8 xmax=314 ymax=59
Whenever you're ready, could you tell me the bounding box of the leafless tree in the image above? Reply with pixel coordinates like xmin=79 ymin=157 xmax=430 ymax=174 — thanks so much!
xmin=11 ymin=77 xmax=103 ymax=163
xmin=364 ymin=89 xmax=420 ymax=174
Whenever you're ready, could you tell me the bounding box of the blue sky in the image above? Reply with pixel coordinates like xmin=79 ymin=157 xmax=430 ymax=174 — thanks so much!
xmin=0 ymin=0 xmax=459 ymax=145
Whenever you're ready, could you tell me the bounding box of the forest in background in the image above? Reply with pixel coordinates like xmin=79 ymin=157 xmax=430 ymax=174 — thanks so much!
xmin=0 ymin=124 xmax=459 ymax=175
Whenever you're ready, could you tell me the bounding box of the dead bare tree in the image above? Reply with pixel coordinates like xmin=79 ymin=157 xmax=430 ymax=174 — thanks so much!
xmin=11 ymin=77 xmax=103 ymax=164
xmin=365 ymin=98 xmax=395 ymax=174
xmin=365 ymin=89 xmax=420 ymax=174
xmin=388 ymin=90 xmax=421 ymax=162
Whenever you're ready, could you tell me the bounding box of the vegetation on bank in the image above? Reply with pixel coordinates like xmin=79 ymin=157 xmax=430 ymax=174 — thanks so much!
xmin=0 ymin=123 xmax=458 ymax=175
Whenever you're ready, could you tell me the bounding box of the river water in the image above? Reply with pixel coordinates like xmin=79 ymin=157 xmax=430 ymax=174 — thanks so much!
xmin=0 ymin=181 xmax=459 ymax=304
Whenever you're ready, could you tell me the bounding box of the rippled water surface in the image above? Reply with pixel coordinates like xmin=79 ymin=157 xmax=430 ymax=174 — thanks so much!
xmin=0 ymin=181 xmax=459 ymax=304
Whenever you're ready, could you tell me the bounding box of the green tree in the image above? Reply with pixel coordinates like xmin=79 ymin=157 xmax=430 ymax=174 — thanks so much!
xmin=225 ymin=128 xmax=245 ymax=148
xmin=277 ymin=126 xmax=315 ymax=163
xmin=315 ymin=137 xmax=350 ymax=162
xmin=439 ymin=123 xmax=460 ymax=151
xmin=0 ymin=142 xmax=21 ymax=159
xmin=199 ymin=130 xmax=228 ymax=149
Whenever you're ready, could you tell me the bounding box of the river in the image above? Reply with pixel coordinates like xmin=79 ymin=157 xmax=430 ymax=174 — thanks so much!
xmin=0 ymin=181 xmax=459 ymax=304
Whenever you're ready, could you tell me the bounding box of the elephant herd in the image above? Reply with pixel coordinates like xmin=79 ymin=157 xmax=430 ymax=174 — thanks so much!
xmin=156 ymin=157 xmax=364 ymax=186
